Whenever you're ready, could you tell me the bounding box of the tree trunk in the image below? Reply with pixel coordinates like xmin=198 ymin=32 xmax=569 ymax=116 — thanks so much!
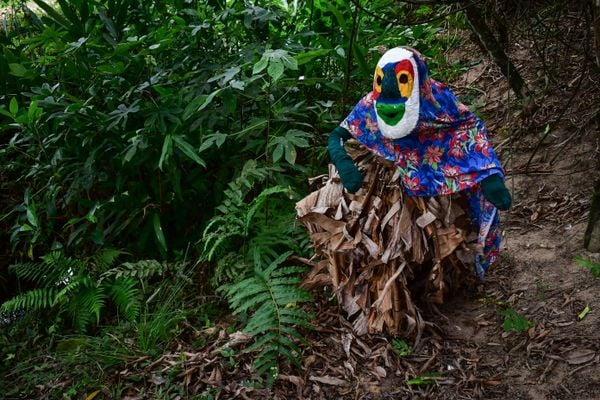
xmin=594 ymin=0 xmax=600 ymax=68
xmin=585 ymin=179 xmax=600 ymax=252
xmin=584 ymin=1 xmax=600 ymax=251
xmin=461 ymin=1 xmax=532 ymax=101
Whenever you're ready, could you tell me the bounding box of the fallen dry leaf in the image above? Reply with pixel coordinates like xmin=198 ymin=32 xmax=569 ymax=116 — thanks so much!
xmin=150 ymin=374 xmax=166 ymax=385
xmin=308 ymin=375 xmax=349 ymax=386
xmin=564 ymin=349 xmax=596 ymax=365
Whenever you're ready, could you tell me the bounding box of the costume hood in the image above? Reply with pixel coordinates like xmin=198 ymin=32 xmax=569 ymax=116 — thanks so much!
xmin=341 ymin=46 xmax=504 ymax=199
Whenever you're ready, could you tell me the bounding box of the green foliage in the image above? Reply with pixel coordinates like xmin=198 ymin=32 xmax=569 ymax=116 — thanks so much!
xmin=575 ymin=256 xmax=600 ymax=278
xmin=392 ymin=338 xmax=412 ymax=357
xmin=1 ymin=257 xmax=204 ymax=398
xmin=200 ymin=160 xmax=283 ymax=263
xmin=1 ymin=251 xmax=142 ymax=331
xmin=100 ymin=259 xmax=166 ymax=281
xmin=1 ymin=323 xmax=140 ymax=399
xmin=497 ymin=309 xmax=534 ymax=334
xmin=407 ymin=373 xmax=441 ymax=386
xmin=198 ymin=147 xmax=314 ymax=377
xmin=134 ymin=260 xmax=195 ymax=352
xmin=107 ymin=277 xmax=141 ymax=321
xmin=222 ymin=251 xmax=313 ymax=375
xmin=1 ymin=0 xmax=454 ymax=260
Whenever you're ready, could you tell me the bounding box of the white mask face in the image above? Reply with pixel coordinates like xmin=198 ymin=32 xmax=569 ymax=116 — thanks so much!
xmin=372 ymin=48 xmax=420 ymax=139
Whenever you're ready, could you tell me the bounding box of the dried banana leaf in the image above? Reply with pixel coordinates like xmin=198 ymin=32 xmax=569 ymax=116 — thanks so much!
xmin=297 ymin=148 xmax=477 ymax=341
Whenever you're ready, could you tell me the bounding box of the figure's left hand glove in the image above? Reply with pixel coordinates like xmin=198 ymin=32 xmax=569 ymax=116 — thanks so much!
xmin=481 ymin=174 xmax=512 ymax=210
xmin=327 ymin=126 xmax=364 ymax=193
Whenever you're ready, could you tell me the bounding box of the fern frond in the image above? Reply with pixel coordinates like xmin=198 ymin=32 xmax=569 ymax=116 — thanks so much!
xmin=69 ymin=284 xmax=107 ymax=332
xmin=270 ymin=265 xmax=308 ymax=277
xmin=52 ymin=275 xmax=93 ymax=307
xmin=245 ymin=331 xmax=278 ymax=352
xmin=107 ymin=277 xmax=141 ymax=321
xmin=202 ymin=216 xmax=228 ymax=239
xmin=248 ymin=245 xmax=280 ymax=268
xmin=245 ymin=305 xmax=278 ymax=335
xmin=272 ymin=291 xmax=312 ymax=306
xmin=201 ymin=161 xmax=284 ymax=265
xmin=223 ymin=252 xmax=313 ymax=376
xmin=279 ymin=324 xmax=310 ymax=343
xmin=92 ymin=248 xmax=126 ymax=272
xmin=8 ymin=261 xmax=48 ymax=283
xmin=270 ymin=341 xmax=299 ymax=366
xmin=71 ymin=306 xmax=94 ymax=333
xmin=244 ymin=186 xmax=289 ymax=236
xmin=253 ymin=348 xmax=280 ymax=374
xmin=1 ymin=287 xmax=59 ymax=312
xmin=41 ymin=251 xmax=85 ymax=282
xmin=2 ymin=251 xmax=147 ymax=332
xmin=249 ymin=212 xmax=313 ymax=260
xmin=230 ymin=291 xmax=271 ymax=315
xmin=204 ymin=162 xmax=313 ymax=375
xmin=279 ymin=308 xmax=314 ymax=330
xmin=226 ymin=280 xmax=268 ymax=306
xmin=262 ymin=251 xmax=293 ymax=275
xmin=212 ymin=253 xmax=248 ymax=285
xmin=100 ymin=259 xmax=165 ymax=281
xmin=9 ymin=251 xmax=82 ymax=285
xmin=202 ymin=224 xmax=243 ymax=262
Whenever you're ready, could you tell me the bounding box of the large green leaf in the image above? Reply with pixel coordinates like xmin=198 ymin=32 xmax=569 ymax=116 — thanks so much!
xmin=152 ymin=213 xmax=168 ymax=255
xmin=172 ymin=135 xmax=206 ymax=167
xmin=294 ymin=48 xmax=331 ymax=65
xmin=159 ymin=134 xmax=173 ymax=170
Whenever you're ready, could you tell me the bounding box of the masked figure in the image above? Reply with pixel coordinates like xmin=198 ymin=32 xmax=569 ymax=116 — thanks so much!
xmin=328 ymin=47 xmax=511 ymax=278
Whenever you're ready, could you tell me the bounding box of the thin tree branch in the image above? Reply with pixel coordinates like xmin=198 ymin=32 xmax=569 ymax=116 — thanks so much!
xmin=460 ymin=0 xmax=532 ymax=101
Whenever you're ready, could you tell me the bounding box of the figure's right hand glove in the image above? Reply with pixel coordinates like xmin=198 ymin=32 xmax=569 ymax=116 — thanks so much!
xmin=481 ymin=173 xmax=512 ymax=210
xmin=327 ymin=126 xmax=364 ymax=193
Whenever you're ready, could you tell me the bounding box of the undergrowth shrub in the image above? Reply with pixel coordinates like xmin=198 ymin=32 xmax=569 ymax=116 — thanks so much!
xmin=222 ymin=251 xmax=313 ymax=377
xmin=575 ymin=256 xmax=600 ymax=278
xmin=1 ymin=0 xmax=456 ymax=258
xmin=0 ymin=249 xmax=163 ymax=331
xmin=201 ymin=158 xmax=314 ymax=376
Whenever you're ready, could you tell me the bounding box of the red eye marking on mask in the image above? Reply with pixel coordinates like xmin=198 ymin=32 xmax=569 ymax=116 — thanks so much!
xmin=395 ymin=60 xmax=414 ymax=77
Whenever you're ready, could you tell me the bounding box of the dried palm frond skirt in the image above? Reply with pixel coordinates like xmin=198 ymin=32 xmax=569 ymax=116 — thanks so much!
xmin=296 ymin=148 xmax=482 ymax=341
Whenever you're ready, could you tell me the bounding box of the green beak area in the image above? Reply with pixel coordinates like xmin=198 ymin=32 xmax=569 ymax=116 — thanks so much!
xmin=376 ymin=101 xmax=405 ymax=126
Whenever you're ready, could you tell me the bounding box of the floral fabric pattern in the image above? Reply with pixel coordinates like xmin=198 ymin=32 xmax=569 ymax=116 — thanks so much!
xmin=340 ymin=48 xmax=504 ymax=277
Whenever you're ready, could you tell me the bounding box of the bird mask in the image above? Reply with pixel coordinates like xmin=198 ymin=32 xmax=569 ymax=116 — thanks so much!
xmin=372 ymin=47 xmax=421 ymax=139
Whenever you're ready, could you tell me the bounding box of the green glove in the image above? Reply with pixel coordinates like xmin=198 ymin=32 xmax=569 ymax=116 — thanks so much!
xmin=481 ymin=174 xmax=512 ymax=210
xmin=327 ymin=126 xmax=363 ymax=193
